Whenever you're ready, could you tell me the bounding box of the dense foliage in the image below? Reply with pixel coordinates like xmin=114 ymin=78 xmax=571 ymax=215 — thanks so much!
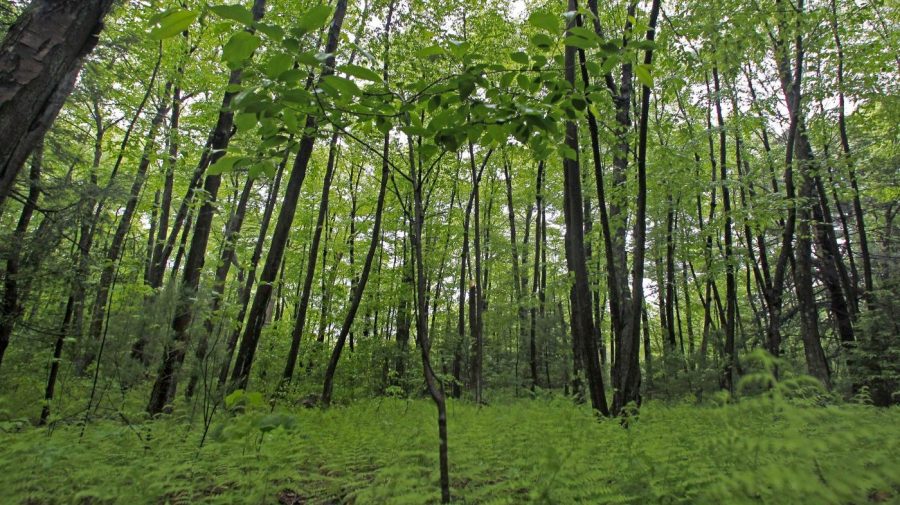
xmin=0 ymin=0 xmax=897 ymax=502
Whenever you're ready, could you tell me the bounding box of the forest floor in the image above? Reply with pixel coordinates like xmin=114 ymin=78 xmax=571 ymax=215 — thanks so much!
xmin=1 ymin=394 xmax=898 ymax=504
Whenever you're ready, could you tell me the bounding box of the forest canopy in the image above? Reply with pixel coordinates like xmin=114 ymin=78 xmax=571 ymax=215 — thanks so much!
xmin=0 ymin=0 xmax=897 ymax=503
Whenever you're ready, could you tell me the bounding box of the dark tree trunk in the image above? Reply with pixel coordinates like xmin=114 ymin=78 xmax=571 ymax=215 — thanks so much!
xmin=617 ymin=0 xmax=660 ymax=414
xmin=467 ymin=143 xmax=491 ymax=404
xmin=502 ymin=156 xmax=527 ymax=388
xmin=283 ymin=130 xmax=340 ymax=383
xmin=147 ymin=0 xmax=267 ymax=415
xmin=39 ymin=295 xmax=74 ymax=425
xmin=83 ymin=94 xmax=170 ymax=371
xmin=321 ymin=124 xmax=392 ymax=405
xmin=529 ymin=161 xmax=544 ymax=391
xmin=217 ymin=152 xmax=287 ymax=385
xmin=829 ymin=0 xmax=873 ymax=304
xmin=712 ymin=65 xmax=737 ymax=394
xmin=147 ymin=86 xmax=182 ymax=287
xmin=230 ymin=0 xmax=349 ymax=389
xmin=0 ymin=0 xmax=114 ymax=208
xmin=406 ymin=131 xmax=451 ymax=504
xmin=562 ymin=0 xmax=609 ymax=416
xmin=0 ymin=141 xmax=42 ymax=369
xmin=664 ymin=195 xmax=677 ymax=354
xmin=185 ymin=173 xmax=256 ymax=399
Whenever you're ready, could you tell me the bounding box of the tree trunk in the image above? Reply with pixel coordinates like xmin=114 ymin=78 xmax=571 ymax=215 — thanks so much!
xmin=83 ymin=93 xmax=170 ymax=371
xmin=529 ymin=161 xmax=544 ymax=391
xmin=321 ymin=108 xmax=393 ymax=404
xmin=406 ymin=131 xmax=451 ymax=504
xmin=0 ymin=141 xmax=42 ymax=369
xmin=185 ymin=172 xmax=256 ymax=399
xmin=562 ymin=0 xmax=609 ymax=416
xmin=712 ymin=65 xmax=737 ymax=394
xmin=217 ymin=152 xmax=287 ymax=385
xmin=283 ymin=130 xmax=340 ymax=383
xmin=0 ymin=0 xmax=114 ymax=208
xmin=230 ymin=0 xmax=349 ymax=389
xmin=147 ymin=0 xmax=267 ymax=415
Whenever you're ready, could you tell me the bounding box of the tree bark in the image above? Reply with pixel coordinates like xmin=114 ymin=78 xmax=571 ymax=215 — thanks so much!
xmin=83 ymin=92 xmax=170 ymax=371
xmin=562 ymin=0 xmax=609 ymax=416
xmin=0 ymin=141 xmax=42 ymax=369
xmin=0 ymin=0 xmax=114 ymax=208
xmin=147 ymin=0 xmax=267 ymax=415
xmin=282 ymin=130 xmax=340 ymax=383
xmin=230 ymin=0 xmax=349 ymax=389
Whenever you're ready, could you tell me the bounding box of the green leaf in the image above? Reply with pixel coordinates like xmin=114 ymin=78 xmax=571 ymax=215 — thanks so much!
xmin=635 ymin=63 xmax=654 ymax=88
xmin=208 ymin=4 xmax=254 ymax=25
xmin=528 ymin=12 xmax=560 ymax=33
xmin=265 ymin=54 xmax=294 ymax=79
xmin=530 ymin=33 xmax=555 ymax=50
xmin=222 ymin=31 xmax=261 ymax=69
xmin=509 ymin=51 xmax=529 ymax=65
xmin=322 ymin=75 xmax=361 ymax=97
xmin=148 ymin=9 xmax=198 ymax=40
xmin=249 ymin=160 xmax=277 ymax=179
xmin=208 ymin=155 xmax=240 ymax=175
xmin=564 ymin=35 xmax=595 ymax=50
xmin=415 ymin=45 xmax=445 ymax=58
xmin=458 ymin=74 xmax=476 ymax=100
xmin=297 ymin=5 xmax=333 ymax=34
xmin=234 ymin=112 xmax=257 ymax=131
xmin=559 ymin=144 xmax=578 ymax=161
xmin=340 ymin=63 xmax=382 ymax=82
xmin=297 ymin=51 xmax=320 ymax=66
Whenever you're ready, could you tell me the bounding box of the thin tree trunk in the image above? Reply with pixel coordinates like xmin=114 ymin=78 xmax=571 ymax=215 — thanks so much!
xmin=321 ymin=86 xmax=394 ymax=404
xmin=39 ymin=296 xmax=74 ymax=425
xmin=712 ymin=65 xmax=737 ymax=394
xmin=829 ymin=0 xmax=873 ymax=304
xmin=0 ymin=141 xmax=42 ymax=369
xmin=529 ymin=161 xmax=544 ymax=391
xmin=217 ymin=153 xmax=287 ymax=385
xmin=230 ymin=0 xmax=349 ymax=389
xmin=283 ymin=129 xmax=340 ymax=383
xmin=406 ymin=131 xmax=451 ymax=504
xmin=147 ymin=0 xmax=267 ymax=415
xmin=562 ymin=0 xmax=609 ymax=416
xmin=83 ymin=93 xmax=170 ymax=370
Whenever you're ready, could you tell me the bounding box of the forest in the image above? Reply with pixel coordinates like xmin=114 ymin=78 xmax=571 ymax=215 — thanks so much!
xmin=0 ymin=0 xmax=898 ymax=503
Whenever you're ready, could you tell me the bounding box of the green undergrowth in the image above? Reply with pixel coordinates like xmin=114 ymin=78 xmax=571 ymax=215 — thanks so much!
xmin=1 ymin=392 xmax=898 ymax=505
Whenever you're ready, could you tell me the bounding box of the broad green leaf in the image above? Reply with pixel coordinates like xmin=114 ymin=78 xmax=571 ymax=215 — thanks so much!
xmin=297 ymin=5 xmax=333 ymax=33
xmin=458 ymin=74 xmax=476 ymax=100
xmin=297 ymin=51 xmax=320 ymax=66
xmin=415 ymin=45 xmax=445 ymax=58
xmin=528 ymin=12 xmax=560 ymax=33
xmin=635 ymin=63 xmax=654 ymax=88
xmin=249 ymin=160 xmax=277 ymax=179
xmin=148 ymin=9 xmax=198 ymax=40
xmin=559 ymin=144 xmax=578 ymax=161
xmin=530 ymin=33 xmax=555 ymax=49
xmin=255 ymin=22 xmax=284 ymax=41
xmin=234 ymin=112 xmax=257 ymax=131
xmin=222 ymin=31 xmax=262 ymax=69
xmin=208 ymin=155 xmax=240 ymax=175
xmin=265 ymin=54 xmax=294 ymax=79
xmin=509 ymin=52 xmax=529 ymax=65
xmin=340 ymin=64 xmax=382 ymax=82
xmin=208 ymin=4 xmax=254 ymax=25
xmin=322 ymin=75 xmax=361 ymax=97
xmin=564 ymin=35 xmax=595 ymax=50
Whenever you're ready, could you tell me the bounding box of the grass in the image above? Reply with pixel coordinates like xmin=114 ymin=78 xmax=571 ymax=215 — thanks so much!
xmin=1 ymin=392 xmax=898 ymax=504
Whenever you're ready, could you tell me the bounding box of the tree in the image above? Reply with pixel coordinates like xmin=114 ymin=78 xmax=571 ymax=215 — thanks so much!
xmin=0 ymin=0 xmax=115 ymax=208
